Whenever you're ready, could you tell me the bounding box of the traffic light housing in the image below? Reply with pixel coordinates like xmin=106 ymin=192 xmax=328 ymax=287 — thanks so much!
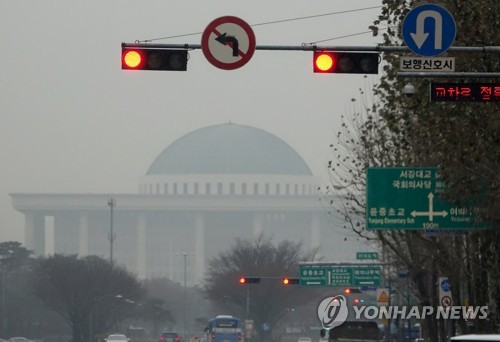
xmin=122 ymin=47 xmax=188 ymax=71
xmin=282 ymin=277 xmax=300 ymax=285
xmin=344 ymin=288 xmax=362 ymax=294
xmin=239 ymin=277 xmax=261 ymax=284
xmin=313 ymin=51 xmax=379 ymax=74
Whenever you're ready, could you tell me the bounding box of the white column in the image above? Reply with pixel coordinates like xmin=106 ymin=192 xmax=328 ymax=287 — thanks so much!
xmin=311 ymin=213 xmax=320 ymax=252
xmin=194 ymin=213 xmax=205 ymax=285
xmin=253 ymin=213 xmax=263 ymax=237
xmin=24 ymin=212 xmax=35 ymax=250
xmin=45 ymin=216 xmax=55 ymax=256
xmin=24 ymin=213 xmax=46 ymax=255
xmin=78 ymin=212 xmax=88 ymax=256
xmin=137 ymin=213 xmax=147 ymax=279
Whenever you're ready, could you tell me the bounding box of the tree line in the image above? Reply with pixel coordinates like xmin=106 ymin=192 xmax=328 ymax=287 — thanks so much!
xmin=324 ymin=0 xmax=499 ymax=341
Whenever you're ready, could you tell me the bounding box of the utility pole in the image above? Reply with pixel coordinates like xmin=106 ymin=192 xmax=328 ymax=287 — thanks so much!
xmin=177 ymin=253 xmax=194 ymax=339
xmin=108 ymin=198 xmax=116 ymax=264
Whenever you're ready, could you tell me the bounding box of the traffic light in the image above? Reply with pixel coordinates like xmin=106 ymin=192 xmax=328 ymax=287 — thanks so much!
xmin=122 ymin=47 xmax=188 ymax=71
xmin=313 ymin=51 xmax=379 ymax=74
xmin=282 ymin=277 xmax=300 ymax=285
xmin=344 ymin=288 xmax=362 ymax=294
xmin=239 ymin=277 xmax=261 ymax=284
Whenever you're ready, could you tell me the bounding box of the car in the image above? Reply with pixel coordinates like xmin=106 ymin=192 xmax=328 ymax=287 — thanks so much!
xmin=450 ymin=335 xmax=500 ymax=342
xmin=106 ymin=334 xmax=129 ymax=342
xmin=159 ymin=333 xmax=181 ymax=342
xmin=9 ymin=338 xmax=32 ymax=342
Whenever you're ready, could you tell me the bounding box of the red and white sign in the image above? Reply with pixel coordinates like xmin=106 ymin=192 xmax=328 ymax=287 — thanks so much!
xmin=441 ymin=295 xmax=452 ymax=307
xmin=201 ymin=16 xmax=256 ymax=70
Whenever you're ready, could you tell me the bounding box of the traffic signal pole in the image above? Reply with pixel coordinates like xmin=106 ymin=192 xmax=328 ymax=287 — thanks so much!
xmin=122 ymin=42 xmax=500 ymax=76
xmin=122 ymin=42 xmax=500 ymax=54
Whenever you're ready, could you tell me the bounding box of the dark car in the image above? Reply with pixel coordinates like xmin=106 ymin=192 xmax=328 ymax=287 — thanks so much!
xmin=159 ymin=333 xmax=181 ymax=342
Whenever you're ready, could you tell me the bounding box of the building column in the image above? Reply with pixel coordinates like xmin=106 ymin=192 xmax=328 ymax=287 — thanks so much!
xmin=78 ymin=212 xmax=89 ymax=256
xmin=310 ymin=213 xmax=320 ymax=252
xmin=253 ymin=213 xmax=264 ymax=237
xmin=24 ymin=212 xmax=46 ymax=256
xmin=136 ymin=213 xmax=147 ymax=279
xmin=194 ymin=213 xmax=205 ymax=285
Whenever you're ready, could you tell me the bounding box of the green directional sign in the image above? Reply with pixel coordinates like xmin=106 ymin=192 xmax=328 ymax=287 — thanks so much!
xmin=330 ymin=266 xmax=381 ymax=286
xmin=299 ymin=265 xmax=381 ymax=287
xmin=366 ymin=167 xmax=489 ymax=230
xmin=299 ymin=265 xmax=327 ymax=286
xmin=356 ymin=252 xmax=379 ymax=260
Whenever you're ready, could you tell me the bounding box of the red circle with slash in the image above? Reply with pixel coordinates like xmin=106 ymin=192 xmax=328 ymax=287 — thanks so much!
xmin=201 ymin=16 xmax=256 ymax=70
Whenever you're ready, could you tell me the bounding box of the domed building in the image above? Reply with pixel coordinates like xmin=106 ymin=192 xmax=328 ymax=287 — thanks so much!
xmin=11 ymin=123 xmax=366 ymax=284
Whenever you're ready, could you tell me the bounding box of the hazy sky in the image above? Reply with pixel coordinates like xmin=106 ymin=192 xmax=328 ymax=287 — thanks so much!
xmin=0 ymin=1 xmax=383 ymax=243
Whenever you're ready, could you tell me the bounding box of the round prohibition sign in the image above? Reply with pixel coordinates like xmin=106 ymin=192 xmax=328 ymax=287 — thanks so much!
xmin=201 ymin=16 xmax=256 ymax=70
xmin=441 ymin=295 xmax=452 ymax=307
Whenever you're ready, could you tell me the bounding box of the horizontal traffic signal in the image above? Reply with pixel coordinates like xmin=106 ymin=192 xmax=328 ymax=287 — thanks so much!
xmin=313 ymin=51 xmax=379 ymax=74
xmin=282 ymin=277 xmax=300 ymax=285
xmin=239 ymin=277 xmax=261 ymax=284
xmin=122 ymin=47 xmax=188 ymax=71
xmin=344 ymin=288 xmax=362 ymax=294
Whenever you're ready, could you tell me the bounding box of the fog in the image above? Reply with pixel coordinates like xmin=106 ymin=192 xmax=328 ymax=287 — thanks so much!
xmin=0 ymin=1 xmax=382 ymax=245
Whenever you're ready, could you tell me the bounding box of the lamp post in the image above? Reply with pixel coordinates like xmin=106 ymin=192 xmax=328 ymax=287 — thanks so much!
xmin=177 ymin=253 xmax=194 ymax=339
xmin=399 ymin=270 xmax=410 ymax=341
xmin=108 ymin=198 xmax=116 ymax=264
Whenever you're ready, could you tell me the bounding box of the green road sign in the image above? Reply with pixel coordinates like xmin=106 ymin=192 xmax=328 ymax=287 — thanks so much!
xmin=299 ymin=265 xmax=381 ymax=286
xmin=366 ymin=167 xmax=489 ymax=230
xmin=356 ymin=252 xmax=379 ymax=260
xmin=330 ymin=266 xmax=381 ymax=286
xmin=299 ymin=265 xmax=328 ymax=286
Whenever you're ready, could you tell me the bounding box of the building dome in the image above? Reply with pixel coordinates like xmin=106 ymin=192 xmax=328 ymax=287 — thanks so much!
xmin=147 ymin=123 xmax=312 ymax=176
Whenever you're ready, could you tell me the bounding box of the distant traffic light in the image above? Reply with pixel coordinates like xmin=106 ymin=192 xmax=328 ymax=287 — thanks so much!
xmin=239 ymin=277 xmax=261 ymax=284
xmin=344 ymin=288 xmax=362 ymax=294
xmin=282 ymin=277 xmax=300 ymax=285
xmin=122 ymin=47 xmax=188 ymax=71
xmin=313 ymin=51 xmax=379 ymax=74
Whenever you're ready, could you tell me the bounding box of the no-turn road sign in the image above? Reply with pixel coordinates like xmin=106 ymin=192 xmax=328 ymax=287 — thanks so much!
xmin=201 ymin=16 xmax=256 ymax=70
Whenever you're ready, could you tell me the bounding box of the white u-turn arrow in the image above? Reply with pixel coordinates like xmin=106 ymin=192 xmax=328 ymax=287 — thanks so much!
xmin=410 ymin=10 xmax=443 ymax=49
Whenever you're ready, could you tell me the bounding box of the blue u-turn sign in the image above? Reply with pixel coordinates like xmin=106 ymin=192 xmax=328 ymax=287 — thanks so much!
xmin=402 ymin=4 xmax=456 ymax=57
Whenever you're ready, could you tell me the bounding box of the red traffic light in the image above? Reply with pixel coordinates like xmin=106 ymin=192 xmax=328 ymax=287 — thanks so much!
xmin=121 ymin=46 xmax=188 ymax=71
xmin=314 ymin=52 xmax=335 ymax=72
xmin=239 ymin=277 xmax=260 ymax=284
xmin=282 ymin=277 xmax=299 ymax=285
xmin=313 ymin=51 xmax=379 ymax=74
xmin=123 ymin=50 xmax=144 ymax=69
xmin=344 ymin=288 xmax=362 ymax=294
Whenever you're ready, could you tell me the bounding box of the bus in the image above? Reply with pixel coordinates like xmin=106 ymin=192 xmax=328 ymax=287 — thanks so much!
xmin=205 ymin=315 xmax=243 ymax=342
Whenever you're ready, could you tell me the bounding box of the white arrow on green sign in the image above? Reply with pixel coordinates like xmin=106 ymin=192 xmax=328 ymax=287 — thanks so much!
xmin=366 ymin=167 xmax=489 ymax=230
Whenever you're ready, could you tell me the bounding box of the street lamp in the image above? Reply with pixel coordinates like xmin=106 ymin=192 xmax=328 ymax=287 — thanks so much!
xmin=177 ymin=253 xmax=194 ymax=339
xmin=107 ymin=198 xmax=116 ymax=264
xmin=399 ymin=270 xmax=411 ymax=341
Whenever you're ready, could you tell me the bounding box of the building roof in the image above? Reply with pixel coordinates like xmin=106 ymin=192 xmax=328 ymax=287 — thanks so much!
xmin=146 ymin=123 xmax=312 ymax=175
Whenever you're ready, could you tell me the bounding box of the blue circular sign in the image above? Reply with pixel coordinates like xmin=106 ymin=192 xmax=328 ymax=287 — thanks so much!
xmin=402 ymin=4 xmax=456 ymax=56
xmin=440 ymin=278 xmax=450 ymax=292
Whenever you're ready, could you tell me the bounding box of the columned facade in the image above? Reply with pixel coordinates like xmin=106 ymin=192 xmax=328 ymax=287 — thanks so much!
xmin=11 ymin=123 xmax=369 ymax=285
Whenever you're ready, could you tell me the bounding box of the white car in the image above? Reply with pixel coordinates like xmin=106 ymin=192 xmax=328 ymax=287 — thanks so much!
xmin=106 ymin=334 xmax=129 ymax=342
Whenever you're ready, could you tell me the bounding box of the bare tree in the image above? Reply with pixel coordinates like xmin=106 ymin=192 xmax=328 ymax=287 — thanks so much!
xmin=204 ymin=234 xmax=318 ymax=341
xmin=324 ymin=0 xmax=500 ymax=340
xmin=30 ymin=254 xmax=144 ymax=342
